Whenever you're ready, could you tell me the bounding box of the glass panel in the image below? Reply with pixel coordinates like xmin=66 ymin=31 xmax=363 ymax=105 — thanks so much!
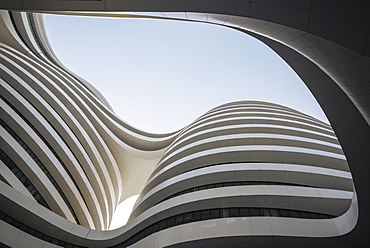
xmin=309 ymin=213 xmax=319 ymax=219
xmin=167 ymin=216 xmax=175 ymax=227
xmin=144 ymin=225 xmax=153 ymax=236
xmin=210 ymin=209 xmax=220 ymax=219
xmin=159 ymin=219 xmax=168 ymax=230
xmin=192 ymin=211 xmax=201 ymax=221
xmin=249 ymin=208 xmax=260 ymax=216
xmin=175 ymin=215 xmax=184 ymax=225
xmin=183 ymin=212 xmax=192 ymax=223
xmin=230 ymin=208 xmax=240 ymax=217
xmin=319 ymin=214 xmax=329 ymax=219
xmin=132 ymin=234 xmax=139 ymax=243
xmin=300 ymin=212 xmax=310 ymax=219
xmin=269 ymin=209 xmax=279 ymax=217
xmin=279 ymin=210 xmax=290 ymax=217
xmin=152 ymin=222 xmax=160 ymax=232
xmin=222 ymin=209 xmax=230 ymax=218
xmin=240 ymin=208 xmax=250 ymax=217
xmin=260 ymin=209 xmax=270 ymax=216
xmin=201 ymin=210 xmax=211 ymax=220
xmin=289 ymin=210 xmax=301 ymax=218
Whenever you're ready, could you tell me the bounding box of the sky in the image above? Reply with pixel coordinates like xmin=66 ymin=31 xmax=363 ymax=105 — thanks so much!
xmin=43 ymin=14 xmax=328 ymax=229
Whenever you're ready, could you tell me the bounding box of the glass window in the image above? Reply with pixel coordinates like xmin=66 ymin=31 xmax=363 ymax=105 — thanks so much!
xmin=19 ymin=224 xmax=28 ymax=232
xmin=42 ymin=235 xmax=51 ymax=242
xmin=222 ymin=209 xmax=230 ymax=218
xmin=300 ymin=212 xmax=310 ymax=219
xmin=230 ymin=208 xmax=240 ymax=217
xmin=12 ymin=220 xmax=21 ymax=228
xmin=279 ymin=210 xmax=290 ymax=217
xmin=4 ymin=216 xmax=12 ymax=224
xmin=159 ymin=219 xmax=168 ymax=230
xmin=319 ymin=214 xmax=328 ymax=219
xmin=269 ymin=209 xmax=279 ymax=217
xmin=167 ymin=216 xmax=175 ymax=228
xmin=126 ymin=238 xmax=133 ymax=246
xmin=34 ymin=231 xmax=43 ymax=238
xmin=192 ymin=211 xmax=201 ymax=221
xmin=19 ymin=176 xmax=27 ymax=183
xmin=57 ymin=241 xmax=67 ymax=246
xmin=138 ymin=230 xmax=146 ymax=239
xmin=249 ymin=208 xmax=260 ymax=216
xmin=175 ymin=215 xmax=184 ymax=225
xmin=309 ymin=213 xmax=319 ymax=219
xmin=51 ymin=238 xmax=59 ymax=245
xmin=289 ymin=210 xmax=301 ymax=218
xmin=26 ymin=228 xmax=36 ymax=235
xmin=260 ymin=209 xmax=270 ymax=216
xmin=183 ymin=212 xmax=192 ymax=224
xmin=132 ymin=234 xmax=139 ymax=243
xmin=210 ymin=209 xmax=220 ymax=219
xmin=144 ymin=225 xmax=153 ymax=236
xmin=16 ymin=171 xmax=23 ymax=177
xmin=152 ymin=222 xmax=160 ymax=232
xmin=240 ymin=208 xmax=250 ymax=217
xmin=201 ymin=210 xmax=211 ymax=220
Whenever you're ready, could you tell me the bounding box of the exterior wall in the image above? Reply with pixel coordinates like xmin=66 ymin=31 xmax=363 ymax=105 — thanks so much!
xmin=0 ymin=1 xmax=369 ymax=247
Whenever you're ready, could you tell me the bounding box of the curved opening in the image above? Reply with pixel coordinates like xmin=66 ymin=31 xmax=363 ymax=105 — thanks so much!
xmin=43 ymin=14 xmax=328 ymax=134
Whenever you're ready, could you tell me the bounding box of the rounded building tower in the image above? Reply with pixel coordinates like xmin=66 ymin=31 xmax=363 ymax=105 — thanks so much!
xmin=121 ymin=101 xmax=353 ymax=248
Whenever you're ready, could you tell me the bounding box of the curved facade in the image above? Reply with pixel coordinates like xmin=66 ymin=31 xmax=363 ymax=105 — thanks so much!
xmin=0 ymin=2 xmax=368 ymax=247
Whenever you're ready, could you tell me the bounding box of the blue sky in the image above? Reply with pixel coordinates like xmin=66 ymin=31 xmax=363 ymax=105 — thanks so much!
xmin=43 ymin=14 xmax=327 ymax=134
xmin=43 ymin=14 xmax=328 ymax=229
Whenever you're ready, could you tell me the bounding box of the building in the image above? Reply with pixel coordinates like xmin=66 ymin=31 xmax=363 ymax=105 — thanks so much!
xmin=1 ymin=1 xmax=369 ymax=247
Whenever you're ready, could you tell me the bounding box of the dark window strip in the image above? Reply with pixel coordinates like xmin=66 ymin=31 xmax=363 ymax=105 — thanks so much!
xmin=0 ymin=210 xmax=86 ymax=248
xmin=0 ymin=149 xmax=50 ymax=209
xmin=0 ymin=82 xmax=90 ymax=185
xmin=0 ymin=96 xmax=89 ymax=210
xmin=1 ymin=203 xmax=334 ymax=248
xmin=109 ymin=207 xmax=334 ymax=248
xmin=159 ymin=180 xmax=317 ymax=205
xmin=0 ymin=119 xmax=80 ymax=224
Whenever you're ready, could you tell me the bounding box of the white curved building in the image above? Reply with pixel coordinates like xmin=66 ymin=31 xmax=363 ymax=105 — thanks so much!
xmin=0 ymin=2 xmax=367 ymax=247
